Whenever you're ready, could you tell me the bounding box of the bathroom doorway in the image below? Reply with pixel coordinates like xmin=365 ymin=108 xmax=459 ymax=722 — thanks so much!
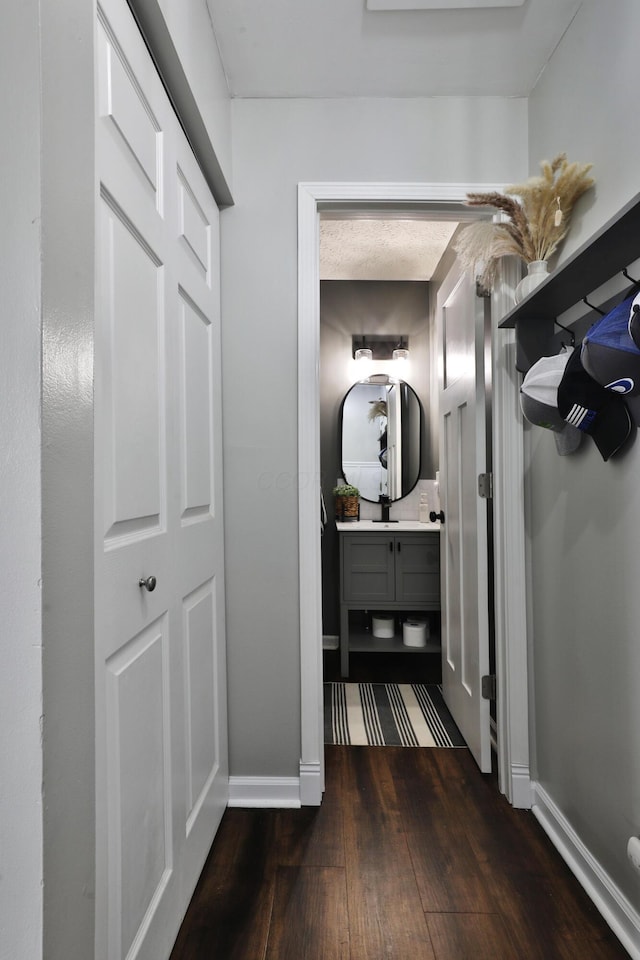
xmin=297 ymin=181 xmax=530 ymax=809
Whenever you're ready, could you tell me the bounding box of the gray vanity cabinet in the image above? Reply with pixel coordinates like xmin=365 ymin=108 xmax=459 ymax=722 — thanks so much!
xmin=341 ymin=535 xmax=395 ymax=603
xmin=395 ymin=535 xmax=440 ymax=605
xmin=339 ymin=530 xmax=441 ymax=677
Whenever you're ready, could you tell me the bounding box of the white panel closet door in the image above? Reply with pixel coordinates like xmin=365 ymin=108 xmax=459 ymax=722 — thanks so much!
xmin=94 ymin=2 xmax=228 ymax=959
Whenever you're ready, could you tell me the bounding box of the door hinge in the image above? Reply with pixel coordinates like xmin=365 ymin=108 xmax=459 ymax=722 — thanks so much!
xmin=481 ymin=674 xmax=497 ymax=700
xmin=478 ymin=472 xmax=493 ymax=499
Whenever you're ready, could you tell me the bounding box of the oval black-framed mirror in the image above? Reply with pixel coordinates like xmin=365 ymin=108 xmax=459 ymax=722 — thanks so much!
xmin=339 ymin=376 xmax=422 ymax=503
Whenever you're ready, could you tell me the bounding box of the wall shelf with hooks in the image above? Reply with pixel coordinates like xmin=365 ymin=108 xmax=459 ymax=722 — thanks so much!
xmin=499 ymin=192 xmax=640 ymax=373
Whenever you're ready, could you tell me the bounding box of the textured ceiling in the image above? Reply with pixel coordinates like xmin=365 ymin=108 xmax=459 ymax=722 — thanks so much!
xmin=320 ymin=219 xmax=459 ymax=280
xmin=206 ymin=0 xmax=582 ymax=99
xmin=367 ymin=0 xmax=525 ymax=8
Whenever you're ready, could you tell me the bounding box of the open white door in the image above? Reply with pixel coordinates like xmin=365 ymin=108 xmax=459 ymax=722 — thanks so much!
xmin=94 ymin=1 xmax=228 ymax=957
xmin=437 ymin=266 xmax=492 ymax=773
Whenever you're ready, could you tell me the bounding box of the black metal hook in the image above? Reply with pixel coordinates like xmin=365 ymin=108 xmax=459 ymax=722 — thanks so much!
xmin=582 ymin=296 xmax=606 ymax=316
xmin=554 ymin=319 xmax=575 ymax=346
xmin=623 ymin=268 xmax=639 ymax=285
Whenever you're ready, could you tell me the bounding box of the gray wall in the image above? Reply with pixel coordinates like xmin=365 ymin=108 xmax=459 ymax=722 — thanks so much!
xmin=41 ymin=1 xmax=97 ymax=957
xmin=155 ymin=0 xmax=232 ymax=189
xmin=319 ymin=279 xmax=434 ymax=636
xmin=1 ymin=5 xmax=44 ymax=958
xmin=527 ymin=0 xmax=640 ymax=911
xmin=130 ymin=0 xmax=233 ymax=201
xmin=221 ymin=95 xmax=528 ymax=778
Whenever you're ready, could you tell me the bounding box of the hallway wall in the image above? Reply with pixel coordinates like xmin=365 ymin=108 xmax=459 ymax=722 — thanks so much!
xmin=131 ymin=0 xmax=233 ymax=197
xmin=1 ymin=5 xmax=44 ymax=959
xmin=527 ymin=0 xmax=640 ymax=930
xmin=220 ymin=95 xmax=528 ymax=778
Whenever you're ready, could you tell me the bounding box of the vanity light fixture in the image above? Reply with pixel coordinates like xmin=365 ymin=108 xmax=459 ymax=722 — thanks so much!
xmin=352 ymin=334 xmax=409 ymax=361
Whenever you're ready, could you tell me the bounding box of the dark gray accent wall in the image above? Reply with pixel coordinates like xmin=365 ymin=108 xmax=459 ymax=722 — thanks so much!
xmin=319 ymin=280 xmax=434 ymax=635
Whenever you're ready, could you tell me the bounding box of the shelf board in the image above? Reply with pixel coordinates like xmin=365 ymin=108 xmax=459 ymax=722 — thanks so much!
xmin=499 ymin=192 xmax=640 ymax=329
xmin=349 ymin=632 xmax=440 ymax=655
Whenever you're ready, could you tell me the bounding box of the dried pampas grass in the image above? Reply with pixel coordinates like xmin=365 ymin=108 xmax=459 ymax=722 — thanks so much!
xmin=453 ymin=221 xmax=522 ymax=295
xmin=368 ymin=399 xmax=387 ymax=422
xmin=454 ymin=153 xmax=595 ymax=292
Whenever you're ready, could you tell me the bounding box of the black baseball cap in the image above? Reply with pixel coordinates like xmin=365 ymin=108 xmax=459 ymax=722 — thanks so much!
xmin=581 ymin=293 xmax=640 ymax=396
xmin=557 ymin=348 xmax=633 ymax=461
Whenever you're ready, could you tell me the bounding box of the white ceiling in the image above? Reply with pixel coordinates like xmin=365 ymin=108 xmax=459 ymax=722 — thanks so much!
xmin=206 ymin=0 xmax=582 ymax=99
xmin=206 ymin=0 xmax=582 ymax=278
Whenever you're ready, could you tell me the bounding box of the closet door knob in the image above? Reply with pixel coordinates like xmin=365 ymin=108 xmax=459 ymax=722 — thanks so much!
xmin=429 ymin=510 xmax=445 ymax=524
xmin=138 ymin=575 xmax=157 ymax=592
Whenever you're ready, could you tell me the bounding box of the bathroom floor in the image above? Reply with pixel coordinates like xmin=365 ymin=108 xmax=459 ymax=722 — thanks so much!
xmin=323 ymin=649 xmax=442 ymax=684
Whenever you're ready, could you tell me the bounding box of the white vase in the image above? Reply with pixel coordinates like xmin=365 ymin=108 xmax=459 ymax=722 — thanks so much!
xmin=514 ymin=259 xmax=549 ymax=304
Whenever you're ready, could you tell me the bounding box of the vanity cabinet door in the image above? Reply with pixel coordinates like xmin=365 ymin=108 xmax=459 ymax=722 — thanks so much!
xmin=341 ymin=534 xmax=395 ymax=603
xmin=394 ymin=534 xmax=440 ymax=605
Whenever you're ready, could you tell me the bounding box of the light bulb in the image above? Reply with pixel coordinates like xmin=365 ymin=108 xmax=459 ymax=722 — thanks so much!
xmin=355 ymin=348 xmax=373 ymax=361
xmin=392 ymin=348 xmax=409 ymax=362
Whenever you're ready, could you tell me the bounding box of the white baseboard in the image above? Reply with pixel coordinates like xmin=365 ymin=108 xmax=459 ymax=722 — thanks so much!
xmin=532 ymin=782 xmax=640 ymax=959
xmin=228 ymin=776 xmax=301 ymax=808
xmin=510 ymin=763 xmax=534 ymax=810
xmin=299 ymin=760 xmax=323 ymax=806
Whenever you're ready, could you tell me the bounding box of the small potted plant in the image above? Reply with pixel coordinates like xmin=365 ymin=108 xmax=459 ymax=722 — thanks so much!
xmin=333 ymin=483 xmax=360 ymax=522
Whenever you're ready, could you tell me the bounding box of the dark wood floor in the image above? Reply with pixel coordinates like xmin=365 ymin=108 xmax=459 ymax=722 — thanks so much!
xmin=169 ymin=745 xmax=629 ymax=960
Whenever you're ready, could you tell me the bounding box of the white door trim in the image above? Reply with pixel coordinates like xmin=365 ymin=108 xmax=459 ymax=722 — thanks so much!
xmin=491 ymin=259 xmax=532 ymax=807
xmin=297 ymin=181 xmax=530 ymax=807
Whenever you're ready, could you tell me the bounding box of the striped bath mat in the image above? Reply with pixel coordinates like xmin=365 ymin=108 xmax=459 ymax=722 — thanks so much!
xmin=324 ymin=682 xmax=466 ymax=748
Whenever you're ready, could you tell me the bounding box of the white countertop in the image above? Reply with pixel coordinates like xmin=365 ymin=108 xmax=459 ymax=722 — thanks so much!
xmin=336 ymin=520 xmax=441 ymax=532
